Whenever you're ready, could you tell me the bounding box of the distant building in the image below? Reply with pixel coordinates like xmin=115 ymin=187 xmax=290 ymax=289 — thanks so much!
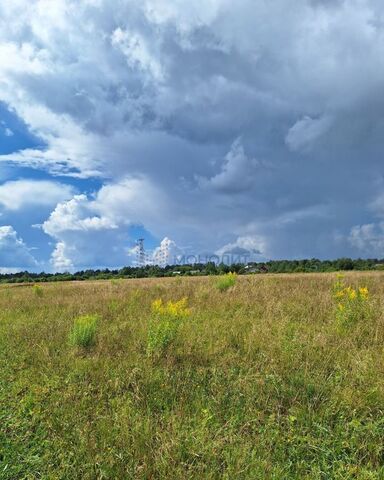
xmin=244 ymin=264 xmax=268 ymax=273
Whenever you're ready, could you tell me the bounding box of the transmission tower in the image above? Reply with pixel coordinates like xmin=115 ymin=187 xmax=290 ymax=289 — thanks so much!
xmin=136 ymin=238 xmax=146 ymax=267
xmin=157 ymin=238 xmax=172 ymax=267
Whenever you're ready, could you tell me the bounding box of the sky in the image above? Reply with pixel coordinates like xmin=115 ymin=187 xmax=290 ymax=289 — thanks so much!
xmin=1 ymin=0 xmax=384 ymax=272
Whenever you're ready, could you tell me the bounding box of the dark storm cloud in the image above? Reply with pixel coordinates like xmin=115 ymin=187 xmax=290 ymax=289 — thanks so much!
xmin=1 ymin=0 xmax=384 ymax=269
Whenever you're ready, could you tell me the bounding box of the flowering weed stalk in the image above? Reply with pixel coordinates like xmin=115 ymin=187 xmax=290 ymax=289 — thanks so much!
xmin=215 ymin=272 xmax=237 ymax=292
xmin=333 ymin=274 xmax=370 ymax=328
xmin=147 ymin=298 xmax=190 ymax=357
xmin=69 ymin=314 xmax=98 ymax=348
xmin=33 ymin=284 xmax=43 ymax=297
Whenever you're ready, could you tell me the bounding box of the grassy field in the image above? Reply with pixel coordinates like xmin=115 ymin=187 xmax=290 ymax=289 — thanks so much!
xmin=1 ymin=272 xmax=384 ymax=479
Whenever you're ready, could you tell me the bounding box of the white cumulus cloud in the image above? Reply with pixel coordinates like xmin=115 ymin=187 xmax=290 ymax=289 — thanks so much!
xmin=42 ymin=176 xmax=167 ymax=270
xmin=0 ymin=179 xmax=75 ymax=211
xmin=0 ymin=225 xmax=38 ymax=269
xmin=216 ymin=235 xmax=266 ymax=261
xmin=285 ymin=115 xmax=333 ymax=152
xmin=349 ymin=222 xmax=384 ymax=256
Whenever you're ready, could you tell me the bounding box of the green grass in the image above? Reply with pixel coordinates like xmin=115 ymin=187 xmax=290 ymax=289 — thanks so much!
xmin=69 ymin=314 xmax=98 ymax=348
xmin=215 ymin=272 xmax=237 ymax=292
xmin=32 ymin=284 xmax=43 ymax=297
xmin=0 ymin=273 xmax=384 ymax=479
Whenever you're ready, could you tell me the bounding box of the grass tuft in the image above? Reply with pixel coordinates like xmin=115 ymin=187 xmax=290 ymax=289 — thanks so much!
xmin=215 ymin=272 xmax=237 ymax=292
xmin=69 ymin=314 xmax=98 ymax=348
xmin=33 ymin=284 xmax=43 ymax=297
xmin=147 ymin=298 xmax=190 ymax=357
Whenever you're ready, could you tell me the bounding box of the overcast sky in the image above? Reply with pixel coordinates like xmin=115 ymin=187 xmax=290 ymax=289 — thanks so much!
xmin=1 ymin=0 xmax=384 ymax=272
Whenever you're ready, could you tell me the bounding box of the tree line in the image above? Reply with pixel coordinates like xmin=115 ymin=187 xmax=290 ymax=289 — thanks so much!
xmin=1 ymin=258 xmax=383 ymax=284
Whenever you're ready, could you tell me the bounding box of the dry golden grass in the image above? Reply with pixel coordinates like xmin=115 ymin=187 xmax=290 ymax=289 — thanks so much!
xmin=1 ymin=272 xmax=384 ymax=479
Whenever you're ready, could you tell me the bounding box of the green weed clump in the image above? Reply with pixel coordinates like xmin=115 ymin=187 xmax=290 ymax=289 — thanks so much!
xmin=33 ymin=284 xmax=43 ymax=297
xmin=333 ymin=274 xmax=371 ymax=328
xmin=147 ymin=298 xmax=190 ymax=357
xmin=69 ymin=314 xmax=98 ymax=348
xmin=215 ymin=272 xmax=237 ymax=292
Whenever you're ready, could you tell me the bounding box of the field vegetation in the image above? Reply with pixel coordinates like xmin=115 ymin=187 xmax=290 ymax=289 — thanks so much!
xmin=1 ymin=272 xmax=383 ymax=479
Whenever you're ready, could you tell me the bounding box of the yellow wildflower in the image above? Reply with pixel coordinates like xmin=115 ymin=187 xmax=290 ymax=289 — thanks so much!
xmin=151 ymin=298 xmax=164 ymax=314
xmin=151 ymin=297 xmax=190 ymax=318
xmin=348 ymin=288 xmax=357 ymax=300
xmin=359 ymin=287 xmax=369 ymax=299
xmin=168 ymin=297 xmax=190 ymax=318
xmin=334 ymin=290 xmax=345 ymax=298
